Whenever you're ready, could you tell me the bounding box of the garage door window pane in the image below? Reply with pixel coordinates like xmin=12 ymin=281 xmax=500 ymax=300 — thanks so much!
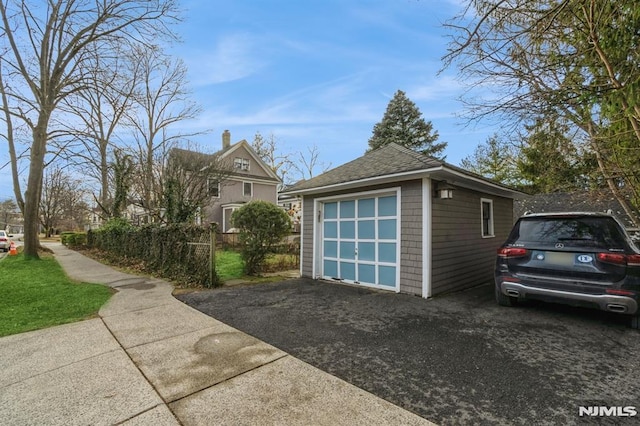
xmin=378 ymin=242 xmax=396 ymax=263
xmin=358 ymin=242 xmax=375 ymax=261
xmin=339 ymin=241 xmax=356 ymax=260
xmin=340 ymin=262 xmax=356 ymax=281
xmin=378 ymin=266 xmax=396 ymax=287
xmin=324 ymin=202 xmax=337 ymax=219
xmin=340 ymin=200 xmax=355 ymax=218
xmin=358 ymin=264 xmax=375 ymax=284
xmin=324 ymin=222 xmax=337 ymax=238
xmin=324 ymin=260 xmax=337 ymax=278
xmin=358 ymin=220 xmax=375 ymax=239
xmin=378 ymin=196 xmax=396 ymax=216
xmin=340 ymin=221 xmax=355 ymax=239
xmin=324 ymin=241 xmax=337 ymax=258
xmin=358 ymin=198 xmax=375 ymax=218
xmin=378 ymin=219 xmax=396 ymax=239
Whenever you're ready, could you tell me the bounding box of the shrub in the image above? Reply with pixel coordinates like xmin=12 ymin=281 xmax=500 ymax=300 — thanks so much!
xmin=61 ymin=232 xmax=87 ymax=247
xmin=231 ymin=201 xmax=291 ymax=275
xmin=86 ymin=221 xmax=219 ymax=288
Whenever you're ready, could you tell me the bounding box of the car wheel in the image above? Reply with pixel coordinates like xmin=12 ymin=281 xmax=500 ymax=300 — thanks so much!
xmin=495 ymin=284 xmax=518 ymax=307
xmin=630 ymin=315 xmax=640 ymax=330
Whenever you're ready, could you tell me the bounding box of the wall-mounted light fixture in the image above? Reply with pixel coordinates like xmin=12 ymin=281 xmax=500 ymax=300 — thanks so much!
xmin=435 ymin=182 xmax=455 ymax=199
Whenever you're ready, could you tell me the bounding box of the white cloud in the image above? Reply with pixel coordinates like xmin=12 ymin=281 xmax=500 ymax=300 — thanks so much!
xmin=183 ymin=33 xmax=266 ymax=87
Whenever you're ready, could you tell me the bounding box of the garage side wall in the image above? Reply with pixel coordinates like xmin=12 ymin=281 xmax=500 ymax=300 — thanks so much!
xmin=302 ymin=195 xmax=314 ymax=278
xmin=399 ymin=180 xmax=423 ymax=295
xmin=431 ymin=186 xmax=513 ymax=295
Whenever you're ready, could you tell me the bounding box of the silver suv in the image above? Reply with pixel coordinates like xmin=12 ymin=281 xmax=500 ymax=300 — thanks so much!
xmin=495 ymin=212 xmax=640 ymax=328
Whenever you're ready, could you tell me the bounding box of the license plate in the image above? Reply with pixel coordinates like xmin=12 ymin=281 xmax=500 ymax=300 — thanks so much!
xmin=545 ymin=252 xmax=575 ymax=266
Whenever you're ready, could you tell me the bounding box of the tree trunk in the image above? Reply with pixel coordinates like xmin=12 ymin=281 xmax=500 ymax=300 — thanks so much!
xmin=23 ymin=117 xmax=49 ymax=259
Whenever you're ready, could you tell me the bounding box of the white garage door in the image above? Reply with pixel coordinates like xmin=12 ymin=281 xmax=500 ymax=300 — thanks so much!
xmin=320 ymin=192 xmax=399 ymax=290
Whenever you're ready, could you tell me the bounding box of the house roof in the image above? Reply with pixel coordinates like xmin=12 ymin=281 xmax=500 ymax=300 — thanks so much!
xmin=282 ymin=143 xmax=526 ymax=199
xmin=514 ymin=190 xmax=640 ymax=230
xmin=169 ymin=140 xmax=281 ymax=183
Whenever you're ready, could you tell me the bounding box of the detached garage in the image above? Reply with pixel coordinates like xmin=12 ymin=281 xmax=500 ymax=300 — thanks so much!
xmin=281 ymin=143 xmax=525 ymax=298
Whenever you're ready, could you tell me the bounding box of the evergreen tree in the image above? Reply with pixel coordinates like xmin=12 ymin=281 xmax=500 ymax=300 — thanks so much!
xmin=517 ymin=119 xmax=586 ymax=194
xmin=460 ymin=134 xmax=520 ymax=186
xmin=367 ymin=90 xmax=446 ymax=159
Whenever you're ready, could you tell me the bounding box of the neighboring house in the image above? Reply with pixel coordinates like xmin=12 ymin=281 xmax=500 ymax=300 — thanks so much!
xmin=182 ymin=130 xmax=281 ymax=232
xmin=278 ymin=186 xmax=303 ymax=232
xmin=514 ymin=190 xmax=640 ymax=232
xmin=281 ymin=143 xmax=526 ymax=298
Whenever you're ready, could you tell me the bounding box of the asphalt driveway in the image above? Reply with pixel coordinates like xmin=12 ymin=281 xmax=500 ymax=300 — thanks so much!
xmin=177 ymin=279 xmax=640 ymax=425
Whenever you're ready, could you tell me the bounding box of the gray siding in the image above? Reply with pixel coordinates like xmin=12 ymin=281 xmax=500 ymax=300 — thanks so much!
xmin=399 ymin=180 xmax=423 ymax=295
xmin=431 ymin=186 xmax=512 ymax=295
xmin=205 ymin=179 xmax=278 ymax=227
xmin=301 ymin=195 xmax=314 ymax=278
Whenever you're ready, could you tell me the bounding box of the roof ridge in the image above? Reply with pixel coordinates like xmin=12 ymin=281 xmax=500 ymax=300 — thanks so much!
xmin=386 ymin=143 xmax=442 ymax=166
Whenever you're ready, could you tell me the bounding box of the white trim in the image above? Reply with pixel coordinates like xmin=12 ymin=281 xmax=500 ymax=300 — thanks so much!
xmin=281 ymin=165 xmax=524 ymax=199
xmin=312 ymin=198 xmax=320 ymax=279
xmin=299 ymin=197 xmax=304 ymax=277
xmin=226 ymin=175 xmax=279 ymax=185
xmin=481 ymin=198 xmax=495 ymax=238
xmin=222 ymin=205 xmax=242 ymax=232
xmin=422 ymin=177 xmax=432 ymax=298
xmin=314 ymin=187 xmax=401 ymax=293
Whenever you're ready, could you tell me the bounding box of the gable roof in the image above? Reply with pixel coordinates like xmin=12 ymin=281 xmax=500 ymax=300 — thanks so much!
xmin=169 ymin=140 xmax=281 ymax=183
xmin=282 ymin=143 xmax=525 ymax=199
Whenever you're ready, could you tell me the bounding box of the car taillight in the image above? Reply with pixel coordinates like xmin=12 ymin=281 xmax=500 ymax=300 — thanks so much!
xmin=597 ymin=252 xmax=640 ymax=266
xmin=597 ymin=252 xmax=627 ymax=265
xmin=497 ymin=247 xmax=528 ymax=258
xmin=0 ymin=237 xmax=6 ymax=242
xmin=627 ymin=254 xmax=640 ymax=267
xmin=606 ymin=288 xmax=636 ymax=297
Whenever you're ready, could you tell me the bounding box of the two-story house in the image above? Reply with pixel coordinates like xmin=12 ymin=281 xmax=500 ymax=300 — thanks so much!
xmin=188 ymin=130 xmax=281 ymax=232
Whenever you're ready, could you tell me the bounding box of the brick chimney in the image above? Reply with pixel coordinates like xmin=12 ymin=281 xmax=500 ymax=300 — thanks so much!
xmin=222 ymin=130 xmax=231 ymax=149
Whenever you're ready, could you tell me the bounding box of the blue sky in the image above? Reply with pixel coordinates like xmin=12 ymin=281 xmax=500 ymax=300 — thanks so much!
xmin=169 ymin=0 xmax=495 ymax=167
xmin=0 ymin=0 xmax=499 ymax=200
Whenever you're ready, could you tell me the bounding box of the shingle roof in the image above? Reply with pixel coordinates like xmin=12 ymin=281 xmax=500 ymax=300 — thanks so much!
xmin=286 ymin=143 xmax=442 ymax=192
xmin=514 ymin=190 xmax=640 ymax=229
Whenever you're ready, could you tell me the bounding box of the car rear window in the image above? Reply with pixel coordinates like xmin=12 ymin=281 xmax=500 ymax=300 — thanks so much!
xmin=509 ymin=217 xmax=628 ymax=249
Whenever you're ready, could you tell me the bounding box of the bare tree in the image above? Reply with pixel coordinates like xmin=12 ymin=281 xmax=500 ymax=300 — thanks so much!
xmin=40 ymin=166 xmax=85 ymax=237
xmin=291 ymin=144 xmax=332 ymax=182
xmin=251 ymin=131 xmax=293 ymax=184
xmin=0 ymin=198 xmax=19 ymax=230
xmin=61 ymin=48 xmax=139 ymax=213
xmin=0 ymin=0 xmax=179 ymax=258
xmin=127 ymin=45 xmax=202 ymax=221
xmin=163 ymin=148 xmax=233 ymax=224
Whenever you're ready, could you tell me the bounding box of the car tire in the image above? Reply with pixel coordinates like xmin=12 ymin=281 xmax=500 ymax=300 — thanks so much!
xmin=630 ymin=315 xmax=640 ymax=330
xmin=495 ymin=285 xmax=518 ymax=307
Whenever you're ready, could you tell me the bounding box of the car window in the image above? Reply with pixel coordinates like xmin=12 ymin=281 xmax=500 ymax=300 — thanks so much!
xmin=509 ymin=217 xmax=628 ymax=249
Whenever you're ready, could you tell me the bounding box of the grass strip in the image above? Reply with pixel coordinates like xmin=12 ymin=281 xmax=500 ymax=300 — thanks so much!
xmin=0 ymin=253 xmax=113 ymax=337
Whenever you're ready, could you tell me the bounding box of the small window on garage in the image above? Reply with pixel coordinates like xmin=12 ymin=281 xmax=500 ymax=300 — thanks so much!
xmin=243 ymin=182 xmax=253 ymax=197
xmin=481 ymin=198 xmax=494 ymax=238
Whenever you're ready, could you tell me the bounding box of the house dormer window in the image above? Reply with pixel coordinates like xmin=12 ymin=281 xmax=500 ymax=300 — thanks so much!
xmin=234 ymin=157 xmax=250 ymax=171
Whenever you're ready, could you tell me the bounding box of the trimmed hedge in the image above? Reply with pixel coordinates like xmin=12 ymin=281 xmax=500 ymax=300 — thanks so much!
xmin=61 ymin=232 xmax=87 ymax=247
xmin=86 ymin=221 xmax=220 ymax=288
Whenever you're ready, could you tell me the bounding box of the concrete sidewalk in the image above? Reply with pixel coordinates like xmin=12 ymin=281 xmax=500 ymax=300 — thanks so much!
xmin=0 ymin=243 xmax=435 ymax=425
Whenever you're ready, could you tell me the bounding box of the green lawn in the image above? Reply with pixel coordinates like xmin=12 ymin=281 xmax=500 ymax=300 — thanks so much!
xmin=216 ymin=250 xmax=245 ymax=280
xmin=0 ymin=253 xmax=113 ymax=337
